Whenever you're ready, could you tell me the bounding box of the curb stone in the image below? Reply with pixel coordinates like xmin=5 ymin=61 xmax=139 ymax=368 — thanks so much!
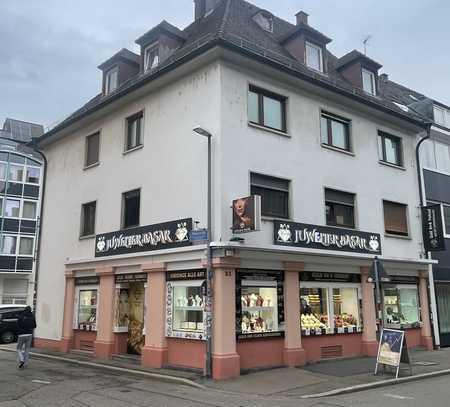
xmin=0 ymin=346 xmax=205 ymax=390
xmin=301 ymin=369 xmax=450 ymax=398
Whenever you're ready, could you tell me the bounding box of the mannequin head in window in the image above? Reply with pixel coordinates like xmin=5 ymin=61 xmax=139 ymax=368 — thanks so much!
xmin=300 ymin=298 xmax=312 ymax=315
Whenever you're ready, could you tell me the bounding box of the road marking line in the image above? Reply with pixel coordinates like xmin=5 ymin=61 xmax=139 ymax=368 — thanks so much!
xmin=385 ymin=393 xmax=414 ymax=400
xmin=32 ymin=380 xmax=51 ymax=384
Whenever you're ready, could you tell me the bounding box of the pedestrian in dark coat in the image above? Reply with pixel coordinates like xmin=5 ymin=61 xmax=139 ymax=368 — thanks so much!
xmin=16 ymin=306 xmax=36 ymax=369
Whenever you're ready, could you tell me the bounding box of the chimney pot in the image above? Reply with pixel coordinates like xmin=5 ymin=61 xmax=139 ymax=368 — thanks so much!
xmin=296 ymin=11 xmax=309 ymax=25
xmin=380 ymin=73 xmax=389 ymax=82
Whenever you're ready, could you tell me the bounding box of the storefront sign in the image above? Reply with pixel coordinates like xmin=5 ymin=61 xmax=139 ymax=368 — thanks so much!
xmin=388 ymin=275 xmax=419 ymax=285
xmin=422 ymin=205 xmax=446 ymax=252
xmin=95 ymin=218 xmax=193 ymax=257
xmin=375 ymin=328 xmax=411 ymax=378
xmin=115 ymin=273 xmax=148 ymax=284
xmin=166 ymin=270 xmax=206 ymax=281
xmin=300 ymin=272 xmax=361 ymax=283
xmin=232 ymin=195 xmax=261 ymax=234
xmin=75 ymin=276 xmax=99 ymax=286
xmin=274 ymin=221 xmax=382 ymax=255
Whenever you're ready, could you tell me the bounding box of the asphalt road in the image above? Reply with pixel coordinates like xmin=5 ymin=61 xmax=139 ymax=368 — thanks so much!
xmin=1 ymin=349 xmax=449 ymax=407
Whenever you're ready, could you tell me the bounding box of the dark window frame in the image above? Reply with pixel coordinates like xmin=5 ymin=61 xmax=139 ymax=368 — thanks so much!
xmin=121 ymin=189 xmax=141 ymax=229
xmin=250 ymin=172 xmax=290 ymax=219
xmin=85 ymin=132 xmax=100 ymax=168
xmin=325 ymin=188 xmax=356 ymax=229
xmin=378 ymin=131 xmax=403 ymax=167
xmin=80 ymin=201 xmax=97 ymax=238
xmin=125 ymin=111 xmax=144 ymax=152
xmin=248 ymin=85 xmax=287 ymax=133
xmin=383 ymin=200 xmax=409 ymax=237
xmin=321 ymin=111 xmax=351 ymax=151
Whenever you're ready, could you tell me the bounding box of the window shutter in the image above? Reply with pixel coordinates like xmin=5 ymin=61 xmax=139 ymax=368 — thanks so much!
xmin=384 ymin=201 xmax=408 ymax=234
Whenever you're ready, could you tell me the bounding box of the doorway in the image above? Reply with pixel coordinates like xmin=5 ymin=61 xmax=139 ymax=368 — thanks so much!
xmin=126 ymin=282 xmax=145 ymax=355
xmin=436 ymin=283 xmax=450 ymax=347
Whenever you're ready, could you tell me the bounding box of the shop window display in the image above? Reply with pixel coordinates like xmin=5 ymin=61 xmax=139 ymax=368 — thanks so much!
xmin=384 ymin=286 xmax=420 ymax=328
xmin=300 ymin=284 xmax=361 ymax=335
xmin=77 ymin=290 xmax=97 ymax=330
xmin=166 ymin=277 xmax=206 ymax=340
xmin=236 ymin=271 xmax=285 ymax=339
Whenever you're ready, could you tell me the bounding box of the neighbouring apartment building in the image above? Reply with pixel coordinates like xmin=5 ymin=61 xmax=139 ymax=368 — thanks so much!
xmin=34 ymin=0 xmax=435 ymax=379
xmin=0 ymin=118 xmax=44 ymax=305
xmin=380 ymin=78 xmax=450 ymax=348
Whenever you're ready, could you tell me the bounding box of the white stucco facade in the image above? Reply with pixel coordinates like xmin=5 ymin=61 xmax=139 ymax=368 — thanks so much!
xmin=35 ymin=54 xmax=428 ymax=342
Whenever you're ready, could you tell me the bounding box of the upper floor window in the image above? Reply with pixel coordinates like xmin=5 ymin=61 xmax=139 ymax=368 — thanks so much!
xmin=325 ymin=188 xmax=355 ymax=228
xmin=421 ymin=139 xmax=450 ymax=173
xmin=250 ymin=172 xmax=289 ymax=219
xmin=144 ymin=44 xmax=159 ymax=71
xmin=248 ymin=85 xmax=287 ymax=133
xmin=378 ymin=131 xmax=403 ymax=167
xmin=320 ymin=112 xmax=351 ymax=151
xmin=362 ymin=68 xmax=376 ymax=95
xmin=26 ymin=167 xmax=40 ymax=184
xmin=8 ymin=165 xmax=24 ymax=182
xmin=434 ymin=105 xmax=450 ymax=128
xmin=80 ymin=201 xmax=96 ymax=237
xmin=122 ymin=189 xmax=140 ymax=229
xmin=105 ymin=67 xmax=118 ymax=95
xmin=23 ymin=201 xmax=37 ymax=219
xmin=85 ymin=132 xmax=100 ymax=168
xmin=305 ymin=41 xmax=323 ymax=72
xmin=125 ymin=112 xmax=143 ymax=151
xmin=383 ymin=200 xmax=408 ymax=236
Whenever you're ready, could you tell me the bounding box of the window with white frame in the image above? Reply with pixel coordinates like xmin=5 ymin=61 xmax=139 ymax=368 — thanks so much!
xmin=433 ymin=105 xmax=449 ymax=128
xmin=362 ymin=68 xmax=376 ymax=95
xmin=5 ymin=199 xmax=20 ymax=218
xmin=305 ymin=41 xmax=323 ymax=72
xmin=0 ymin=197 xmax=2 ymax=217
xmin=105 ymin=67 xmax=118 ymax=94
xmin=1 ymin=236 xmax=17 ymax=255
xmin=8 ymin=164 xmax=24 ymax=183
xmin=22 ymin=201 xmax=37 ymax=219
xmin=0 ymin=162 xmax=6 ymax=180
xmin=19 ymin=237 xmax=34 ymax=256
xmin=25 ymin=166 xmax=40 ymax=184
xmin=144 ymin=44 xmax=159 ymax=71
xmin=421 ymin=139 xmax=450 ymax=174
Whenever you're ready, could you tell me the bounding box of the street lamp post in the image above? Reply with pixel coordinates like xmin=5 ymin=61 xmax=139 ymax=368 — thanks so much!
xmin=193 ymin=127 xmax=213 ymax=378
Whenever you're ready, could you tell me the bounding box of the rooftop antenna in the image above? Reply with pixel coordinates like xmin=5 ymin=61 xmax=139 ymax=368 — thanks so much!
xmin=363 ymin=35 xmax=371 ymax=55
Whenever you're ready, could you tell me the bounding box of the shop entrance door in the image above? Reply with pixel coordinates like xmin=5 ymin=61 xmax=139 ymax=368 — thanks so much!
xmin=436 ymin=283 xmax=450 ymax=347
xmin=127 ymin=282 xmax=145 ymax=355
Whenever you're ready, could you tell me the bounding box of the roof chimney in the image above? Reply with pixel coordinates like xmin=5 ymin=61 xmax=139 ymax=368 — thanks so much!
xmin=194 ymin=0 xmax=220 ymax=20
xmin=380 ymin=73 xmax=389 ymax=82
xmin=296 ymin=11 xmax=309 ymax=25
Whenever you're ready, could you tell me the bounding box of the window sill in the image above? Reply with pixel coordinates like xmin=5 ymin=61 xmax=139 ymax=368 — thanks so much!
xmin=79 ymin=234 xmax=96 ymax=241
xmin=261 ymin=216 xmax=291 ymax=222
xmin=123 ymin=145 xmax=144 ymax=156
xmin=384 ymin=233 xmax=411 ymax=240
xmin=321 ymin=144 xmax=355 ymax=157
xmin=378 ymin=160 xmax=405 ymax=171
xmin=83 ymin=162 xmax=100 ymax=171
xmin=248 ymin=122 xmax=289 ymax=137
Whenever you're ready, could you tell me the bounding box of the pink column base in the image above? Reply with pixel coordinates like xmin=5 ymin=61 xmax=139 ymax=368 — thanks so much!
xmin=141 ymin=346 xmax=168 ymax=368
xmin=212 ymin=353 xmax=240 ymax=380
xmin=94 ymin=340 xmax=115 ymax=359
xmin=283 ymin=348 xmax=306 ymax=367
xmin=421 ymin=336 xmax=433 ymax=350
xmin=362 ymin=340 xmax=379 ymax=357
xmin=60 ymin=336 xmax=73 ymax=353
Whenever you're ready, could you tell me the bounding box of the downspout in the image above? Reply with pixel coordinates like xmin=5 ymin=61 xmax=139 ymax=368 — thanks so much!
xmin=415 ymin=123 xmax=440 ymax=348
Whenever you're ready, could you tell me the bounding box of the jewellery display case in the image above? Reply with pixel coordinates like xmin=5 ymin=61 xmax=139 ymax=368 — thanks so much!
xmin=75 ymin=288 xmax=98 ymax=331
xmin=166 ymin=271 xmax=207 ymax=340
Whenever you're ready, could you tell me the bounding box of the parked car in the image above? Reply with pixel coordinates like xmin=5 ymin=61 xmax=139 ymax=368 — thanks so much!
xmin=0 ymin=305 xmax=27 ymax=344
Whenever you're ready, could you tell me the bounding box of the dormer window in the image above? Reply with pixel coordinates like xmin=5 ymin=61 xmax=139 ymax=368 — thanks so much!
xmin=305 ymin=41 xmax=323 ymax=72
xmin=253 ymin=11 xmax=273 ymax=33
xmin=144 ymin=44 xmax=159 ymax=72
xmin=434 ymin=105 xmax=449 ymax=127
xmin=362 ymin=68 xmax=376 ymax=95
xmin=105 ymin=67 xmax=118 ymax=95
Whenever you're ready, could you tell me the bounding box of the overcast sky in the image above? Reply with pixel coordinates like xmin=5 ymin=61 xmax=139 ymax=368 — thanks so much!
xmin=1 ymin=0 xmax=449 ymax=129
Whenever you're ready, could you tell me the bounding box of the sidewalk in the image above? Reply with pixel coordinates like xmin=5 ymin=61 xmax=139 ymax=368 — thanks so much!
xmin=2 ymin=343 xmax=450 ymax=398
xmin=205 ymin=347 xmax=450 ymax=398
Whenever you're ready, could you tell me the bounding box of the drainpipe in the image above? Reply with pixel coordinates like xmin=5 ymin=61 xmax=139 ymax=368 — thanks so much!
xmin=415 ymin=124 xmax=440 ymax=348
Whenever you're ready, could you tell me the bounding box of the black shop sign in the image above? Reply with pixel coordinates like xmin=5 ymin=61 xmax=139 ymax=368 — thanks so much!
xmin=274 ymin=221 xmax=382 ymax=255
xmin=95 ymin=218 xmax=192 ymax=257
xmin=422 ymin=205 xmax=445 ymax=252
xmin=115 ymin=273 xmax=148 ymax=284
xmin=301 ymin=272 xmax=361 ymax=283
